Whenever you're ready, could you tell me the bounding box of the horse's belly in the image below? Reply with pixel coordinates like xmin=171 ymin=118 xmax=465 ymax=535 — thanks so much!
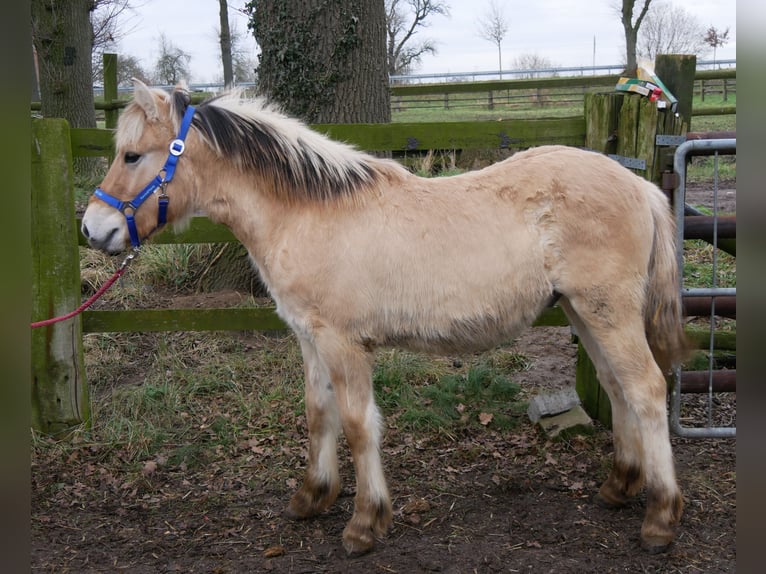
xmin=362 ymin=285 xmax=551 ymax=355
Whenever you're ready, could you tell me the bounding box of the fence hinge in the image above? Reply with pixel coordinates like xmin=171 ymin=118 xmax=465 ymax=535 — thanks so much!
xmin=656 ymin=134 xmax=687 ymax=146
xmin=608 ymin=154 xmax=646 ymax=170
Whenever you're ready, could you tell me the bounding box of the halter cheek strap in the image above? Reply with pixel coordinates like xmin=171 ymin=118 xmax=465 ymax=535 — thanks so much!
xmin=93 ymin=104 xmax=196 ymax=249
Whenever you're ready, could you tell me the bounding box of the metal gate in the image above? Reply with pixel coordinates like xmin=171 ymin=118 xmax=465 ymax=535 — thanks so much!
xmin=670 ymin=138 xmax=736 ymax=438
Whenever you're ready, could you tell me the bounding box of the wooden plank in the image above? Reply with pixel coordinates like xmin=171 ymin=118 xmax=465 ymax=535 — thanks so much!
xmin=82 ymin=307 xmax=287 ymax=333
xmin=390 ymin=74 xmax=622 ymax=97
xmin=70 ymin=127 xmax=114 ymax=157
xmin=654 ymin=54 xmax=697 ymax=129
xmin=584 ymin=92 xmax=622 ymax=153
xmin=636 ymin=97 xmax=659 ymax=180
xmin=680 ymin=370 xmax=736 ymax=393
xmin=616 ymin=94 xmax=642 ymax=175
xmin=575 ymin=343 xmax=611 ymax=429
xmin=313 ymin=117 xmax=586 ymax=151
xmin=31 ymin=119 xmax=90 ymax=434
xmin=684 ymin=215 xmax=736 ymax=239
xmin=685 ymin=329 xmax=736 ymax=351
xmin=70 ymin=119 xmax=586 ymax=159
xmin=102 ymin=53 xmax=119 ymax=131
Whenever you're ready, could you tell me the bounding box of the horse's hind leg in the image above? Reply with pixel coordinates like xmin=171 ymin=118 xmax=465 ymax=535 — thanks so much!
xmin=286 ymin=338 xmax=342 ymax=519
xmin=560 ymin=299 xmax=645 ymax=507
xmin=561 ymin=295 xmax=683 ymax=553
xmin=312 ymin=330 xmax=392 ymax=555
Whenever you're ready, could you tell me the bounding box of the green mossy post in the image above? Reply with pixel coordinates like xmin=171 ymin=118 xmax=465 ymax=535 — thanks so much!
xmin=31 ymin=118 xmax=90 ymax=435
xmin=579 ymin=55 xmax=692 ymax=427
xmin=102 ymin=53 xmax=119 ymax=132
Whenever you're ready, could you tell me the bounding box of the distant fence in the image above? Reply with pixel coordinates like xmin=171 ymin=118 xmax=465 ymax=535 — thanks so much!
xmin=389 ymin=69 xmax=735 ymax=115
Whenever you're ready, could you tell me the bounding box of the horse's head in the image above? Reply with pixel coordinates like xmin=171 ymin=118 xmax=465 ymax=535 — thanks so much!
xmin=81 ymin=80 xmax=196 ymax=253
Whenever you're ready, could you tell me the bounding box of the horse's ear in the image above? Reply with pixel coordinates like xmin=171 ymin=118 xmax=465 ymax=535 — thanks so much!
xmin=173 ymin=82 xmax=192 ymax=108
xmin=132 ymin=78 xmax=160 ymax=121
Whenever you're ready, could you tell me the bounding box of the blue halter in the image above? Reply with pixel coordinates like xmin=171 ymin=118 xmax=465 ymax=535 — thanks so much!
xmin=93 ymin=105 xmax=196 ymax=248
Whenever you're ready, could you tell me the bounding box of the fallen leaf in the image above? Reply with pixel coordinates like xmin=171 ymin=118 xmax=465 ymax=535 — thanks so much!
xmin=479 ymin=412 xmax=494 ymax=426
xmin=263 ymin=545 xmax=286 ymax=558
xmin=141 ymin=460 xmax=158 ymax=477
xmin=402 ymin=498 xmax=431 ymax=514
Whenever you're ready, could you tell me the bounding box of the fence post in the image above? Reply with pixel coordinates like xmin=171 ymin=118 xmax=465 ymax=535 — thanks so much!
xmin=31 ymin=118 xmax=89 ymax=435
xmin=103 ymin=52 xmax=119 ymax=131
xmin=579 ymin=55 xmax=691 ymax=427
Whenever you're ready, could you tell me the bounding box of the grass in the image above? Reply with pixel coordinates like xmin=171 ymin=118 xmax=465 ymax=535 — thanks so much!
xmin=683 ymin=239 xmax=736 ymax=291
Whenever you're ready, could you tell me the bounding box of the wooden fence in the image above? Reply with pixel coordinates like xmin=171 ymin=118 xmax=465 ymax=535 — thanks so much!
xmin=31 ymin=55 xmax=735 ymax=433
xmin=390 ymin=69 xmax=736 ymax=116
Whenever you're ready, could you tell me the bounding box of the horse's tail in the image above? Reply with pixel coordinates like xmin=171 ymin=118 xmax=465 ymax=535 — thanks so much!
xmin=644 ymin=184 xmax=689 ymax=373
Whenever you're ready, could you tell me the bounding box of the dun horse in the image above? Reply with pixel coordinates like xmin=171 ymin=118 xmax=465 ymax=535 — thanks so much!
xmin=82 ymin=81 xmax=687 ymax=555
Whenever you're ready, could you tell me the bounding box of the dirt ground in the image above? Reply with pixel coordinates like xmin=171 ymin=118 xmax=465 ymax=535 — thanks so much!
xmin=31 ymin=183 xmax=736 ymax=573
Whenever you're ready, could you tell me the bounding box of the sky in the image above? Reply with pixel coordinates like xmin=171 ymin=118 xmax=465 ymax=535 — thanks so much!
xmin=113 ymin=0 xmax=737 ymax=84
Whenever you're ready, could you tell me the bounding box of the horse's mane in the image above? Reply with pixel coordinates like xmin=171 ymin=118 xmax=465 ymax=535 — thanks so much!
xmin=176 ymin=90 xmax=403 ymax=204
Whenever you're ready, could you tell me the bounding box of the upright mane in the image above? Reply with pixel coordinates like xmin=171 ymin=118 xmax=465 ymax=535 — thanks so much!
xmin=187 ymin=91 xmax=404 ymax=204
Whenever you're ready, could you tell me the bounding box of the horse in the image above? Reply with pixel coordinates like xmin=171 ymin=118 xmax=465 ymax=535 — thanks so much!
xmin=81 ymin=80 xmax=687 ymax=556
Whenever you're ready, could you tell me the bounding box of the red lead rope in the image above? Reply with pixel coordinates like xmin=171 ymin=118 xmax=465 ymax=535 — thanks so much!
xmin=30 ymin=251 xmax=137 ymax=329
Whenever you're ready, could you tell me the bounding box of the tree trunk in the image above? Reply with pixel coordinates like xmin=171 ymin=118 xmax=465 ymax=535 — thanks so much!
xmin=219 ymin=0 xmax=234 ymax=87
xmin=215 ymin=0 xmax=390 ymax=297
xmin=250 ymin=0 xmax=390 ymax=123
xmin=621 ymin=0 xmax=652 ymax=76
xmin=32 ymin=0 xmax=96 ymax=129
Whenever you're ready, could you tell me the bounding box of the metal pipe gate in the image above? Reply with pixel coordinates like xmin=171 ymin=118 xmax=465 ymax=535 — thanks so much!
xmin=670 ymin=138 xmax=736 ymax=438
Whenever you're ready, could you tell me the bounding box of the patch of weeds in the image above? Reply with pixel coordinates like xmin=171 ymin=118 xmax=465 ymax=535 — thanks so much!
xmin=683 ymin=240 xmax=736 ymax=289
xmin=138 ymin=244 xmax=217 ymax=291
xmin=374 ymin=351 xmax=527 ymax=432
xmin=374 ymin=350 xmax=447 ymax=412
xmin=421 ymin=361 xmax=524 ymax=430
xmin=168 ymin=443 xmax=207 ymax=468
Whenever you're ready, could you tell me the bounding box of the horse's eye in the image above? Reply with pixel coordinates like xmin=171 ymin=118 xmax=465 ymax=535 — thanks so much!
xmin=124 ymin=152 xmax=141 ymax=164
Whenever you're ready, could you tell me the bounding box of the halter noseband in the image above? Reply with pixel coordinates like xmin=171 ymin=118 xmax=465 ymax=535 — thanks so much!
xmin=93 ymin=105 xmax=196 ymax=249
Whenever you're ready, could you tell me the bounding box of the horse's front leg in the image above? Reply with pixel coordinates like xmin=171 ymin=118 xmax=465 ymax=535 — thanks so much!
xmin=315 ymin=332 xmax=392 ymax=555
xmin=285 ymin=337 xmax=342 ymax=519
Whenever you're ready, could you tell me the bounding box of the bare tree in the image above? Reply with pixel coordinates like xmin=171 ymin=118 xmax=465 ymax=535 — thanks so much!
xmin=512 ymin=53 xmax=558 ymax=78
xmin=214 ymin=13 xmax=257 ymax=85
xmin=704 ymin=26 xmax=730 ymax=67
xmin=91 ymin=0 xmax=138 ymax=82
xmin=476 ymin=0 xmax=509 ymax=78
xmin=116 ymin=54 xmax=150 ymax=86
xmin=153 ymin=33 xmax=192 ymax=85
xmin=637 ymin=0 xmax=708 ymax=62
xmin=386 ymin=0 xmax=450 ymax=76
xmin=620 ymin=0 xmax=652 ymax=75
xmin=219 ymin=0 xmax=234 ymax=87
xmin=229 ymin=23 xmax=257 ymax=83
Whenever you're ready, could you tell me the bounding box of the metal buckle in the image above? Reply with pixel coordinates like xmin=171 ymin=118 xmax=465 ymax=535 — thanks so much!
xmin=169 ymin=139 xmax=185 ymax=156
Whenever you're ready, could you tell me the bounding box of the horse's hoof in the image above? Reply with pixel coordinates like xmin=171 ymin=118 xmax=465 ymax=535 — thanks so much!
xmin=640 ymin=534 xmax=673 ymax=554
xmin=593 ymin=491 xmax=628 ymax=509
xmin=284 ymin=505 xmax=308 ymax=521
xmin=342 ymin=524 xmax=376 ymax=556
